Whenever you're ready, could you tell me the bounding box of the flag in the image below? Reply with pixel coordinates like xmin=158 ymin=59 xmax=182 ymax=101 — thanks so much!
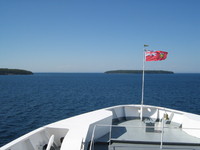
xmin=145 ymin=50 xmax=168 ymax=61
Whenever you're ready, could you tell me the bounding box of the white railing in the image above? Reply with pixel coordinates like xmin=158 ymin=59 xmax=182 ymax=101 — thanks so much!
xmin=89 ymin=123 xmax=200 ymax=150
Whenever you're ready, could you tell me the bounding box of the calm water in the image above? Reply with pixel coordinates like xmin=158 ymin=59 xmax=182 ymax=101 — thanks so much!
xmin=0 ymin=73 xmax=200 ymax=146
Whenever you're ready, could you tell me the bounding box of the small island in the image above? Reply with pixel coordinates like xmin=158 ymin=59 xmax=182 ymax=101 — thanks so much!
xmin=0 ymin=68 xmax=33 ymax=75
xmin=105 ymin=70 xmax=174 ymax=74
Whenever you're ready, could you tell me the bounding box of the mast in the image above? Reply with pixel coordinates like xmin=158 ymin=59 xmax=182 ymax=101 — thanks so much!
xmin=140 ymin=44 xmax=148 ymax=120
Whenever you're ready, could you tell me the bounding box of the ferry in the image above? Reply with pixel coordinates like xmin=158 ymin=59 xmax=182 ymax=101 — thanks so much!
xmin=1 ymin=104 xmax=200 ymax=150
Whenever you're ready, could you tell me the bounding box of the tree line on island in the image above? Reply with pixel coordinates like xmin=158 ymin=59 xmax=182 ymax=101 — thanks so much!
xmin=0 ymin=68 xmax=33 ymax=75
xmin=0 ymin=68 xmax=174 ymax=75
xmin=105 ymin=70 xmax=174 ymax=74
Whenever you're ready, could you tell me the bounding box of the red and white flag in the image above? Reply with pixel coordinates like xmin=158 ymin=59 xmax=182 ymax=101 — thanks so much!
xmin=145 ymin=50 xmax=168 ymax=61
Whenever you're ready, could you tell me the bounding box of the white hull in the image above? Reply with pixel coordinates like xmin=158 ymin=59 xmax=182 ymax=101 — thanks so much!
xmin=1 ymin=104 xmax=200 ymax=150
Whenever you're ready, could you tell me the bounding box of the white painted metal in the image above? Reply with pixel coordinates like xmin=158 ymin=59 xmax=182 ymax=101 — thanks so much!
xmin=46 ymin=135 xmax=54 ymax=150
xmin=1 ymin=105 xmax=200 ymax=150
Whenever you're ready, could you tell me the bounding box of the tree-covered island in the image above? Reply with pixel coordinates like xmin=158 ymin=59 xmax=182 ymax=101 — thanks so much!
xmin=105 ymin=70 xmax=174 ymax=74
xmin=0 ymin=68 xmax=33 ymax=75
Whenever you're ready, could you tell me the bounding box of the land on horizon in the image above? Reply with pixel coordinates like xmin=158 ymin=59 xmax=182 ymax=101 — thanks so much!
xmin=0 ymin=68 xmax=33 ymax=75
xmin=105 ymin=70 xmax=174 ymax=74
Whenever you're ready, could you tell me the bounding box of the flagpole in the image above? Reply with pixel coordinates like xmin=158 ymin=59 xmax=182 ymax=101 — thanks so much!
xmin=140 ymin=45 xmax=147 ymax=121
xmin=140 ymin=46 xmax=168 ymax=121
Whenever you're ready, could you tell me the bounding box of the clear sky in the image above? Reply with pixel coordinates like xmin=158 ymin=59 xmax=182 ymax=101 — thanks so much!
xmin=0 ymin=0 xmax=200 ymax=73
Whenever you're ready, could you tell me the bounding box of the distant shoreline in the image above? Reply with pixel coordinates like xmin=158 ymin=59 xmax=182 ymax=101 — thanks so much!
xmin=105 ymin=70 xmax=174 ymax=74
xmin=0 ymin=68 xmax=33 ymax=75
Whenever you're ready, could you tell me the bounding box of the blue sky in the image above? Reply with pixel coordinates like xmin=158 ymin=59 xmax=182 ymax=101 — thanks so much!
xmin=0 ymin=0 xmax=200 ymax=73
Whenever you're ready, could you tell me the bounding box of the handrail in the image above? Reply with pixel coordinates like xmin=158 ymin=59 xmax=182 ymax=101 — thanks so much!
xmin=80 ymin=138 xmax=84 ymax=150
xmin=89 ymin=124 xmax=200 ymax=150
xmin=90 ymin=123 xmax=200 ymax=130
xmin=89 ymin=125 xmax=96 ymax=150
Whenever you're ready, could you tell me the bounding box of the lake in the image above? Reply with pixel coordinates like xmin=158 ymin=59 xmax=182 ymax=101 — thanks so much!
xmin=0 ymin=73 xmax=200 ymax=146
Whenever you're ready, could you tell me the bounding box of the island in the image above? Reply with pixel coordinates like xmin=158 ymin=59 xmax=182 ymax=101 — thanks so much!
xmin=105 ymin=70 xmax=174 ymax=74
xmin=0 ymin=68 xmax=33 ymax=75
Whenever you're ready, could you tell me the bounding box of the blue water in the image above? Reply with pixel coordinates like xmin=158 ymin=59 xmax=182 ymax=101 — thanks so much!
xmin=0 ymin=73 xmax=200 ymax=146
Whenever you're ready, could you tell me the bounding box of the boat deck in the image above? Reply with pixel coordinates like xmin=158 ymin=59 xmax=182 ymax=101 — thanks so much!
xmin=91 ymin=118 xmax=200 ymax=150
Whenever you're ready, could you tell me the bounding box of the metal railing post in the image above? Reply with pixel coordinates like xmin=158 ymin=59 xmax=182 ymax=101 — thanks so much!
xmin=89 ymin=125 xmax=97 ymax=150
xmin=109 ymin=124 xmax=112 ymax=150
xmin=160 ymin=118 xmax=164 ymax=149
